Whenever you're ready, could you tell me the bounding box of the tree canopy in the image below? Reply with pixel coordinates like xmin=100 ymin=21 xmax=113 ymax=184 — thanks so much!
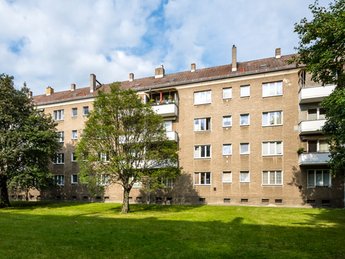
xmin=0 ymin=74 xmax=60 ymax=207
xmin=294 ymin=0 xmax=345 ymax=172
xmin=77 ymin=83 xmax=180 ymax=213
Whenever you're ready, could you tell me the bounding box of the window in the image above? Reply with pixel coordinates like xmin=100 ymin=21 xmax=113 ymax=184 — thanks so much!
xmin=262 ymin=171 xmax=282 ymax=185
xmin=99 ymin=174 xmax=110 ymax=186
xmin=58 ymin=131 xmax=64 ymax=143
xmin=71 ymin=130 xmax=78 ymax=140
xmin=71 ymin=107 xmax=78 ymax=117
xmin=54 ymin=175 xmax=64 ymax=186
xmin=53 ymin=110 xmax=64 ymax=121
xmin=262 ymin=111 xmax=282 ymax=126
xmin=71 ymin=152 xmax=77 ymax=162
xmin=194 ymin=145 xmax=211 ymax=158
xmin=240 ymin=85 xmax=250 ymax=97
xmin=240 ymin=114 xmax=250 ymax=126
xmin=222 ymin=116 xmax=232 ymax=127
xmin=194 ymin=90 xmax=211 ymax=105
xmin=240 ymin=171 xmax=250 ymax=183
xmin=83 ymin=106 xmax=89 ymax=116
xmin=100 ymin=152 xmax=109 ymax=162
xmin=307 ymin=140 xmax=329 ymax=152
xmin=194 ymin=172 xmax=211 ymax=185
xmin=307 ymin=108 xmax=326 ymax=120
xmin=307 ymin=169 xmax=331 ymax=188
xmin=240 ymin=143 xmax=250 ymax=154
xmin=194 ymin=118 xmax=211 ymax=131
xmin=71 ymin=174 xmax=78 ymax=184
xmin=222 ymin=171 xmax=232 ymax=183
xmin=223 ymin=88 xmax=232 ymax=99
xmin=262 ymin=81 xmax=283 ymax=97
xmin=262 ymin=141 xmax=283 ymax=156
xmin=53 ymin=153 xmax=64 ymax=164
xmin=164 ymin=121 xmax=173 ymax=132
xmin=222 ymin=144 xmax=232 ymax=156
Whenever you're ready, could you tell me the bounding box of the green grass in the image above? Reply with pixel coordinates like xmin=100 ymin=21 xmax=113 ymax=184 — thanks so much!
xmin=1 ymin=202 xmax=345 ymax=258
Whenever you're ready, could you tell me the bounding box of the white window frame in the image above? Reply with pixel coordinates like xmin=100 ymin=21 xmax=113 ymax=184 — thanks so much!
xmin=194 ymin=90 xmax=211 ymax=105
xmin=262 ymin=111 xmax=283 ymax=126
xmin=194 ymin=117 xmax=211 ymax=131
xmin=222 ymin=116 xmax=232 ymax=128
xmin=54 ymin=175 xmax=64 ymax=186
xmin=100 ymin=152 xmax=109 ymax=162
xmin=307 ymin=140 xmax=329 ymax=153
xmin=58 ymin=131 xmax=64 ymax=143
xmin=71 ymin=174 xmax=78 ymax=185
xmin=71 ymin=107 xmax=78 ymax=117
xmin=262 ymin=171 xmax=283 ymax=186
xmin=307 ymin=107 xmax=326 ymax=120
xmin=223 ymin=87 xmax=232 ymax=99
xmin=53 ymin=109 xmax=64 ymax=121
xmin=71 ymin=152 xmax=77 ymax=162
xmin=71 ymin=130 xmax=78 ymax=140
xmin=194 ymin=172 xmax=211 ymax=185
xmin=194 ymin=145 xmax=211 ymax=159
xmin=240 ymin=114 xmax=250 ymax=126
xmin=222 ymin=171 xmax=232 ymax=183
xmin=240 ymin=143 xmax=250 ymax=155
xmin=262 ymin=81 xmax=283 ymax=97
xmin=222 ymin=144 xmax=232 ymax=156
xmin=83 ymin=106 xmax=90 ymax=116
xmin=240 ymin=171 xmax=250 ymax=183
xmin=164 ymin=121 xmax=173 ymax=132
xmin=307 ymin=169 xmax=331 ymax=188
xmin=53 ymin=153 xmax=64 ymax=164
xmin=99 ymin=174 xmax=110 ymax=186
xmin=240 ymin=85 xmax=250 ymax=97
xmin=262 ymin=141 xmax=283 ymax=156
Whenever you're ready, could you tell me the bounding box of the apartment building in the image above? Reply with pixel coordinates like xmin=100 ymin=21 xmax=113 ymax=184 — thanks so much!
xmin=32 ymin=46 xmax=344 ymax=207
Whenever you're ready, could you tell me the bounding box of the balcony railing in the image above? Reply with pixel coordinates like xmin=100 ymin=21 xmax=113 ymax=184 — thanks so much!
xmin=166 ymin=131 xmax=178 ymax=142
xmin=299 ymin=152 xmax=330 ymax=165
xmin=152 ymin=103 xmax=178 ymax=118
xmin=299 ymin=119 xmax=326 ymax=134
xmin=299 ymin=85 xmax=335 ymax=104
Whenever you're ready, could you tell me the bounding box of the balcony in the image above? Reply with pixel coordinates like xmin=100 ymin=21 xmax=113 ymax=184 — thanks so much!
xmin=299 ymin=152 xmax=330 ymax=165
xmin=152 ymin=103 xmax=178 ymax=118
xmin=299 ymin=85 xmax=335 ymax=104
xmin=166 ymin=131 xmax=178 ymax=142
xmin=299 ymin=120 xmax=326 ymax=134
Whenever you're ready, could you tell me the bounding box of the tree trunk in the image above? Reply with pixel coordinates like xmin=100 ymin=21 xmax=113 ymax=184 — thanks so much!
xmin=0 ymin=175 xmax=10 ymax=208
xmin=121 ymin=188 xmax=131 ymax=213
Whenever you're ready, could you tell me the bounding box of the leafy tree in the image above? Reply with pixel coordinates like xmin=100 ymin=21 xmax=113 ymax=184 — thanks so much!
xmin=0 ymin=74 xmax=60 ymax=207
xmin=293 ymin=0 xmax=345 ymax=172
xmin=76 ymin=83 xmax=179 ymax=213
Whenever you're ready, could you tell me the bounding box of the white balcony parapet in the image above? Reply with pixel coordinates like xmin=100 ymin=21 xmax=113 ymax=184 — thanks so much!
xmin=166 ymin=131 xmax=178 ymax=141
xmin=299 ymin=119 xmax=326 ymax=134
xmin=299 ymin=85 xmax=335 ymax=104
xmin=152 ymin=103 xmax=178 ymax=118
xmin=299 ymin=152 xmax=330 ymax=165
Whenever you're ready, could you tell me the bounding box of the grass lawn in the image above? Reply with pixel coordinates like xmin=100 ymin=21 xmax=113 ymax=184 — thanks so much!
xmin=1 ymin=202 xmax=345 ymax=258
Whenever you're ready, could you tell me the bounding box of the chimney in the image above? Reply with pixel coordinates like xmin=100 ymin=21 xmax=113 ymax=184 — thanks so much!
xmin=155 ymin=65 xmax=165 ymax=79
xmin=129 ymin=73 xmax=134 ymax=82
xmin=191 ymin=63 xmax=196 ymax=72
xmin=275 ymin=48 xmax=281 ymax=59
xmin=45 ymin=86 xmax=54 ymax=96
xmin=232 ymin=45 xmax=237 ymax=72
xmin=90 ymin=74 xmax=96 ymax=93
xmin=71 ymin=83 xmax=76 ymax=91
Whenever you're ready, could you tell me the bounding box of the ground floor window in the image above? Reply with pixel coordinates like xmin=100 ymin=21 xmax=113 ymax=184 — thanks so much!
xmin=262 ymin=171 xmax=282 ymax=185
xmin=307 ymin=169 xmax=331 ymax=188
xmin=71 ymin=174 xmax=78 ymax=184
xmin=194 ymin=172 xmax=211 ymax=185
xmin=54 ymin=175 xmax=64 ymax=186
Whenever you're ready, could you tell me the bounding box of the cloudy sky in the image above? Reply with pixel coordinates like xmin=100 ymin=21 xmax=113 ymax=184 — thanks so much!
xmin=0 ymin=0 xmax=331 ymax=95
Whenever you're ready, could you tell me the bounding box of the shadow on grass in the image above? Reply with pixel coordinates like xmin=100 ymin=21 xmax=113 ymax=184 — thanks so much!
xmin=110 ymin=203 xmax=205 ymax=214
xmin=0 ymin=206 xmax=345 ymax=258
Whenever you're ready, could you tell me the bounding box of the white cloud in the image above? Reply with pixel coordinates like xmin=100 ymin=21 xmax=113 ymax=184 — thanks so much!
xmin=0 ymin=0 xmax=332 ymax=95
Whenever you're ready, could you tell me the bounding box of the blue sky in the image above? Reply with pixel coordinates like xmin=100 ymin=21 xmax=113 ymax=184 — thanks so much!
xmin=0 ymin=0 xmax=331 ymax=94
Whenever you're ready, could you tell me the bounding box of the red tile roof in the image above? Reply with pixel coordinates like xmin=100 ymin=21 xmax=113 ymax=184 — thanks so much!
xmin=34 ymin=54 xmax=298 ymax=105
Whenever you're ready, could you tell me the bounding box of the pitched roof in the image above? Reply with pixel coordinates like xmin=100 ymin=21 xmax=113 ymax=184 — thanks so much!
xmin=34 ymin=54 xmax=298 ymax=105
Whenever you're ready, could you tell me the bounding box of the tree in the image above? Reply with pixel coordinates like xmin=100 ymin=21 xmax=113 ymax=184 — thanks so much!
xmin=76 ymin=83 xmax=180 ymax=213
xmin=0 ymin=74 xmax=60 ymax=207
xmin=293 ymin=0 xmax=345 ymax=172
